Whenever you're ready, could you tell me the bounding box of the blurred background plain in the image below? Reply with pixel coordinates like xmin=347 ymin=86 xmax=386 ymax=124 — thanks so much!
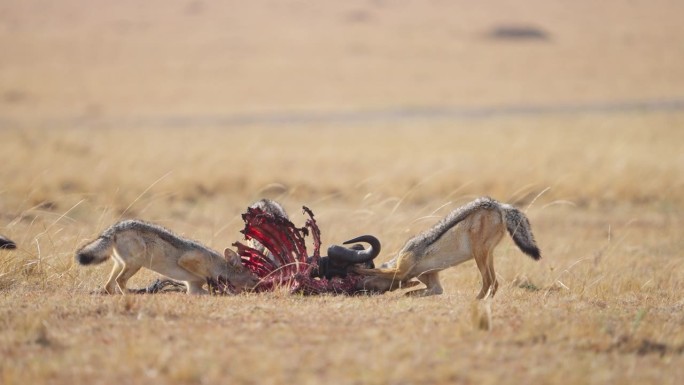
xmin=2 ymin=0 xmax=683 ymax=128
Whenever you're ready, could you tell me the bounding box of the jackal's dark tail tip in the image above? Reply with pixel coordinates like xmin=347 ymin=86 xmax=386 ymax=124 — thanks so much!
xmin=521 ymin=244 xmax=542 ymax=261
xmin=503 ymin=206 xmax=542 ymax=261
xmin=74 ymin=236 xmax=112 ymax=265
xmin=76 ymin=252 xmax=95 ymax=265
xmin=510 ymin=228 xmax=542 ymax=261
xmin=0 ymin=239 xmax=16 ymax=250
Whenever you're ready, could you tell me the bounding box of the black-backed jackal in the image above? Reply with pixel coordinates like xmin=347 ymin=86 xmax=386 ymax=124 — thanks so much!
xmin=76 ymin=220 xmax=258 ymax=294
xmin=355 ymin=197 xmax=541 ymax=298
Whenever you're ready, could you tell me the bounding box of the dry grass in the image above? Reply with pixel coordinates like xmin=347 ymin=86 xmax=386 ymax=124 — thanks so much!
xmin=2 ymin=0 xmax=684 ymax=384
xmin=1 ymin=120 xmax=683 ymax=384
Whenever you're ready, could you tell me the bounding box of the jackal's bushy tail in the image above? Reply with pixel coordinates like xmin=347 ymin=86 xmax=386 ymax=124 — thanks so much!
xmin=501 ymin=205 xmax=541 ymax=260
xmin=75 ymin=236 xmax=113 ymax=265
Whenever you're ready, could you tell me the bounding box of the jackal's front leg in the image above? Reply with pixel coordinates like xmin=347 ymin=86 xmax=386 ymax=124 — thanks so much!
xmin=406 ymin=271 xmax=444 ymax=297
xmin=185 ymin=280 xmax=208 ymax=295
xmin=178 ymin=253 xmax=213 ymax=295
xmin=355 ymin=255 xmax=413 ymax=279
xmin=354 ymin=267 xmax=408 ymax=280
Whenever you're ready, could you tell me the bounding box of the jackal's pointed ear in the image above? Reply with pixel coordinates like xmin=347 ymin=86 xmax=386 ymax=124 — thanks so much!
xmin=224 ymin=248 xmax=241 ymax=266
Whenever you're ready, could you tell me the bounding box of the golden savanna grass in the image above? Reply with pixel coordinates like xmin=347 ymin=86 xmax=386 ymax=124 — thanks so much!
xmin=2 ymin=0 xmax=684 ymax=384
xmin=2 ymin=120 xmax=683 ymax=384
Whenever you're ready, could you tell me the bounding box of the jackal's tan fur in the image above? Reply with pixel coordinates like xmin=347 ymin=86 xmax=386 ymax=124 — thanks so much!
xmin=355 ymin=197 xmax=541 ymax=298
xmin=76 ymin=220 xmax=258 ymax=295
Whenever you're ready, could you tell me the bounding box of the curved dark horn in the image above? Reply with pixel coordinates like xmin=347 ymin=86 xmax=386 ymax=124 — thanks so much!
xmin=343 ymin=235 xmax=381 ymax=256
xmin=327 ymin=235 xmax=381 ymax=264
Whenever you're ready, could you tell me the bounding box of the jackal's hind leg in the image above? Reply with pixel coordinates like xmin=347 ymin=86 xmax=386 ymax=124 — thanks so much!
xmin=475 ymin=250 xmax=496 ymax=300
xmin=114 ymin=261 xmax=142 ymax=294
xmin=103 ymin=259 xmax=124 ymax=294
xmin=487 ymin=251 xmax=499 ymax=297
xmin=406 ymin=271 xmax=444 ymax=297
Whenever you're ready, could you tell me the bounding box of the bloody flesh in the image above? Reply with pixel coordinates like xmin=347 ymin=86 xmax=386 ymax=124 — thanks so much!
xmin=230 ymin=206 xmax=365 ymax=295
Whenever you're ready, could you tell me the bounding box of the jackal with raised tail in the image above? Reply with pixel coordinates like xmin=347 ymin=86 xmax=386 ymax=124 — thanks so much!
xmin=76 ymin=220 xmax=258 ymax=294
xmin=355 ymin=197 xmax=541 ymax=298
